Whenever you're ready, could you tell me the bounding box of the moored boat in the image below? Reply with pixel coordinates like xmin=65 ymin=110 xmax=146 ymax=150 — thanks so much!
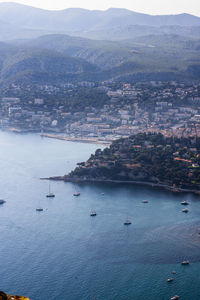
xmin=181 ymin=201 xmax=189 ymax=205
xmin=46 ymin=193 xmax=55 ymax=198
xmin=73 ymin=192 xmax=80 ymax=197
xmin=46 ymin=183 xmax=55 ymax=198
xmin=182 ymin=208 xmax=189 ymax=213
xmin=181 ymin=260 xmax=189 ymax=265
xmin=36 ymin=208 xmax=43 ymax=212
xmin=171 ymin=296 xmax=179 ymax=300
xmin=124 ymin=220 xmax=132 ymax=225
xmin=90 ymin=211 xmax=97 ymax=217
xmin=142 ymin=200 xmax=149 ymax=203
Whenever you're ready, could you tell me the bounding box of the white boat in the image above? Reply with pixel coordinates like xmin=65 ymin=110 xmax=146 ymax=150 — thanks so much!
xmin=171 ymin=296 xmax=179 ymax=300
xmin=46 ymin=183 xmax=55 ymax=198
xmin=90 ymin=211 xmax=97 ymax=217
xmin=73 ymin=192 xmax=80 ymax=197
xmin=124 ymin=220 xmax=132 ymax=225
xmin=181 ymin=260 xmax=190 ymax=265
xmin=181 ymin=201 xmax=189 ymax=205
xmin=182 ymin=208 xmax=189 ymax=213
xmin=167 ymin=278 xmax=174 ymax=282
xmin=142 ymin=200 xmax=149 ymax=203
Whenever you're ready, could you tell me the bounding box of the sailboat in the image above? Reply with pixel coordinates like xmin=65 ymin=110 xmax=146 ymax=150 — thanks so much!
xmin=124 ymin=212 xmax=132 ymax=225
xmin=36 ymin=197 xmax=43 ymax=211
xmin=90 ymin=211 xmax=97 ymax=217
xmin=46 ymin=183 xmax=55 ymax=198
xmin=124 ymin=220 xmax=132 ymax=225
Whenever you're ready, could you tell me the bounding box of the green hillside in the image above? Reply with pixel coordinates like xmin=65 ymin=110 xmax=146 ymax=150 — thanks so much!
xmin=0 ymin=45 xmax=99 ymax=84
xmin=63 ymin=133 xmax=200 ymax=192
xmin=0 ymin=33 xmax=200 ymax=85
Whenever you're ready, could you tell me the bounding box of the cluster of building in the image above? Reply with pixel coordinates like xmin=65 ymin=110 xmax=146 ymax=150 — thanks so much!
xmin=1 ymin=80 xmax=200 ymax=140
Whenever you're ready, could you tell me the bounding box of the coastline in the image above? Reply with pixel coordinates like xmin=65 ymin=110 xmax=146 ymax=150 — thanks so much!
xmin=41 ymin=176 xmax=200 ymax=195
xmin=1 ymin=128 xmax=113 ymax=146
xmin=40 ymin=133 xmax=112 ymax=146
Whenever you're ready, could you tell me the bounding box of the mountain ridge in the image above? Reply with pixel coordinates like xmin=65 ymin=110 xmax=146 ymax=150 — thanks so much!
xmin=0 ymin=3 xmax=199 ymax=41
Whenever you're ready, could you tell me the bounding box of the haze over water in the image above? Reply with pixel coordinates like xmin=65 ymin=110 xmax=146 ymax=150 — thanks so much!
xmin=0 ymin=131 xmax=200 ymax=299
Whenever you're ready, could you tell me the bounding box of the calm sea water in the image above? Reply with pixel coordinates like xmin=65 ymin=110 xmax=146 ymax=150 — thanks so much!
xmin=0 ymin=131 xmax=200 ymax=300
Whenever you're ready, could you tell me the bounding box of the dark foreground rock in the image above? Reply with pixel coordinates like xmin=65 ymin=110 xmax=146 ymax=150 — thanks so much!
xmin=0 ymin=291 xmax=30 ymax=300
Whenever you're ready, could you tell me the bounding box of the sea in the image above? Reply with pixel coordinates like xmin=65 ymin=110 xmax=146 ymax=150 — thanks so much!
xmin=0 ymin=131 xmax=200 ymax=300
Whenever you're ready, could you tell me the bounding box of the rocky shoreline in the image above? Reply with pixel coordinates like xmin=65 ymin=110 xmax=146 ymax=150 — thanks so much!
xmin=41 ymin=133 xmax=200 ymax=196
xmin=41 ymin=176 xmax=200 ymax=195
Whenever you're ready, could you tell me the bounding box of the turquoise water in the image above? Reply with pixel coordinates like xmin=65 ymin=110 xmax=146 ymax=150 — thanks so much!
xmin=0 ymin=132 xmax=200 ymax=300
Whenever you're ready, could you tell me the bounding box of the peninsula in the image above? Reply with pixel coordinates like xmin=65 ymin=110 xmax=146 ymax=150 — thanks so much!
xmin=49 ymin=133 xmax=200 ymax=193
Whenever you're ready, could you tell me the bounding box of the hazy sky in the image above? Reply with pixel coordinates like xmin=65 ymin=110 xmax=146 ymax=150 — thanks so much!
xmin=1 ymin=0 xmax=200 ymax=16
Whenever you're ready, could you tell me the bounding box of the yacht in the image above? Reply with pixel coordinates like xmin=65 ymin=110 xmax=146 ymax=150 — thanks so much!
xmin=90 ymin=211 xmax=97 ymax=217
xmin=182 ymin=208 xmax=189 ymax=213
xmin=124 ymin=220 xmax=132 ymax=225
xmin=181 ymin=260 xmax=190 ymax=265
xmin=181 ymin=201 xmax=189 ymax=205
xmin=142 ymin=200 xmax=149 ymax=203
xmin=46 ymin=183 xmax=55 ymax=198
xmin=73 ymin=192 xmax=80 ymax=197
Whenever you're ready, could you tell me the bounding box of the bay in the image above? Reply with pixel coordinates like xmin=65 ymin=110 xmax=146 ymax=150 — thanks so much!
xmin=0 ymin=131 xmax=200 ymax=300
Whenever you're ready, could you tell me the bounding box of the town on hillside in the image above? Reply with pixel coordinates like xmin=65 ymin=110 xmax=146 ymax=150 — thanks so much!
xmin=0 ymin=80 xmax=200 ymax=142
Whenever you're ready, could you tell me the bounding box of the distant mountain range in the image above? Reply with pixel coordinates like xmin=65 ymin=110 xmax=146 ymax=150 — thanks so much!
xmin=0 ymin=3 xmax=200 ymax=41
xmin=0 ymin=3 xmax=199 ymax=85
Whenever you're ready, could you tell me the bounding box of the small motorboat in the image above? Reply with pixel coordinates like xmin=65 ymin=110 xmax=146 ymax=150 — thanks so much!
xmin=73 ymin=192 xmax=80 ymax=197
xmin=90 ymin=211 xmax=97 ymax=217
xmin=0 ymin=199 xmax=6 ymax=205
xmin=182 ymin=208 xmax=189 ymax=213
xmin=124 ymin=220 xmax=132 ymax=225
xmin=168 ymin=278 xmax=174 ymax=282
xmin=181 ymin=201 xmax=189 ymax=205
xmin=171 ymin=296 xmax=179 ymax=300
xmin=36 ymin=208 xmax=43 ymax=212
xmin=142 ymin=200 xmax=149 ymax=203
xmin=172 ymin=271 xmax=177 ymax=274
xmin=101 ymin=193 xmax=105 ymax=195
xmin=181 ymin=260 xmax=190 ymax=265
